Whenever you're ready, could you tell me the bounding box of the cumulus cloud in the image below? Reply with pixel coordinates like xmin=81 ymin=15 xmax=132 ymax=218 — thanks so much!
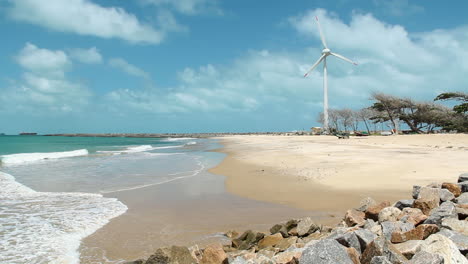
xmin=106 ymin=8 xmax=468 ymax=123
xmin=108 ymin=58 xmax=150 ymax=80
xmin=16 ymin=43 xmax=70 ymax=78
xmin=1 ymin=43 xmax=91 ymax=113
xmin=142 ymin=0 xmax=221 ymax=15
xmin=7 ymin=0 xmax=163 ymax=44
xmin=68 ymin=47 xmax=103 ymax=64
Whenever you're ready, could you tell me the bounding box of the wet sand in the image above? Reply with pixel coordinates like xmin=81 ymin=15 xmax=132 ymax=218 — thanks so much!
xmin=79 ymin=172 xmax=329 ymax=263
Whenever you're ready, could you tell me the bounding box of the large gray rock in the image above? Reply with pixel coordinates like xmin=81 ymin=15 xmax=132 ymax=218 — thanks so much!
xmin=299 ymin=239 xmax=354 ymax=264
xmin=439 ymin=228 xmax=468 ymax=255
xmin=296 ymin=217 xmax=319 ymax=237
xmin=329 ymin=231 xmax=362 ymax=253
xmin=357 ymin=197 xmax=378 ymax=212
xmin=360 ymin=237 xmax=407 ymax=264
xmin=440 ymin=188 xmax=455 ymax=202
xmin=381 ymin=221 xmax=414 ymax=241
xmin=354 ymin=228 xmax=377 ymax=252
xmin=370 ymin=256 xmax=392 ymax=264
xmin=412 ymin=186 xmax=422 ymax=199
xmin=423 ymin=201 xmax=457 ymax=226
xmin=378 ymin=207 xmax=402 ymax=223
xmin=408 ymin=251 xmax=444 ymax=264
xmin=458 ymin=173 xmax=468 ymax=183
xmin=145 ymin=246 xmax=197 ymax=264
xmin=364 ymin=219 xmax=378 ymax=229
xmin=441 ymin=218 xmax=468 ymax=236
xmin=394 ymin=199 xmax=414 ymax=210
xmin=418 ymin=187 xmax=440 ymax=201
xmin=456 ymin=193 xmax=468 ymax=204
xmin=420 ymin=234 xmax=468 ymax=264
xmin=393 ymin=240 xmax=423 ymax=259
xmin=459 ymin=182 xmax=468 ymax=194
xmin=398 ymin=207 xmax=428 ymax=225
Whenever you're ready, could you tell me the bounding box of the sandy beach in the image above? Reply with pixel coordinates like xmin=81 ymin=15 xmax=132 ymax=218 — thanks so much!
xmin=210 ymin=134 xmax=468 ymax=211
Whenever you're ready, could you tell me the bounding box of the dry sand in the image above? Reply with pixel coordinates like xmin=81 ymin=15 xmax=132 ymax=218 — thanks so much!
xmin=210 ymin=134 xmax=468 ymax=211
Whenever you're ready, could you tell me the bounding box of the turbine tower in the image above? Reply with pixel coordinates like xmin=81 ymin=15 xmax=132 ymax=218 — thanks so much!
xmin=304 ymin=16 xmax=357 ymax=134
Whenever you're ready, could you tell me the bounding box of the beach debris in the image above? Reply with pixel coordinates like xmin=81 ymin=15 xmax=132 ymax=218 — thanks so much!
xmin=128 ymin=173 xmax=468 ymax=264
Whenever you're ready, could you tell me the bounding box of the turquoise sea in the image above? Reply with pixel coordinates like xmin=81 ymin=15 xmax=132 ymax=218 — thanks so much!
xmin=0 ymin=135 xmax=217 ymax=263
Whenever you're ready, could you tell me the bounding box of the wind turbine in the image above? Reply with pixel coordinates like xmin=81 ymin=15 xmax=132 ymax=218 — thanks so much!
xmin=303 ymin=16 xmax=357 ymax=134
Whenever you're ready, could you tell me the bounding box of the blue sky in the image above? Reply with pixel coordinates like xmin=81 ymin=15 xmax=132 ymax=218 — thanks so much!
xmin=1 ymin=0 xmax=467 ymax=134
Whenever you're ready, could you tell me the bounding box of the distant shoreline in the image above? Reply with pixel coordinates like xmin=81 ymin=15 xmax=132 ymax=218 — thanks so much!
xmin=41 ymin=132 xmax=312 ymax=138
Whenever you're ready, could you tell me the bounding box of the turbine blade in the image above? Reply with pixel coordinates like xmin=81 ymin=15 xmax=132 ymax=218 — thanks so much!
xmin=303 ymin=54 xmax=326 ymax=77
xmin=316 ymin=16 xmax=328 ymax=49
xmin=331 ymin=52 xmax=358 ymax=65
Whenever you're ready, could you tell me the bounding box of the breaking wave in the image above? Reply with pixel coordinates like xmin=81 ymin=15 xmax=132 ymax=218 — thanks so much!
xmin=0 ymin=149 xmax=89 ymax=165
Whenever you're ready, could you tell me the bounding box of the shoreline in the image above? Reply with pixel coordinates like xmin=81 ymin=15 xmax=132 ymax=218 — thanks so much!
xmin=209 ymin=134 xmax=468 ymax=212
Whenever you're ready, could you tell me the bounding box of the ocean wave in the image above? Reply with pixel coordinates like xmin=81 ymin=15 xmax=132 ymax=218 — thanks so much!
xmin=0 ymin=171 xmax=127 ymax=264
xmin=0 ymin=149 xmax=89 ymax=165
xmin=97 ymin=145 xmax=154 ymax=155
xmin=163 ymin=137 xmax=194 ymax=142
xmin=185 ymin=141 xmax=197 ymax=146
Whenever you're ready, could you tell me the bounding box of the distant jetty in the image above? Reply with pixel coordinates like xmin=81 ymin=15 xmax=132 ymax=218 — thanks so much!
xmin=19 ymin=132 xmax=37 ymax=136
xmin=43 ymin=132 xmax=306 ymax=138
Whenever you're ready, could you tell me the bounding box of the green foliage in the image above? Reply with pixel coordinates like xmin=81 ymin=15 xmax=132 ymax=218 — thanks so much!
xmin=434 ymin=92 xmax=468 ymax=113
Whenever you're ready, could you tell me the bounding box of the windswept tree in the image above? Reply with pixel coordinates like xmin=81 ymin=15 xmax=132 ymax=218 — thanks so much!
xmin=370 ymin=93 xmax=402 ymax=134
xmin=434 ymin=92 xmax=468 ymax=114
xmin=357 ymin=108 xmax=374 ymax=134
xmin=434 ymin=92 xmax=468 ymax=132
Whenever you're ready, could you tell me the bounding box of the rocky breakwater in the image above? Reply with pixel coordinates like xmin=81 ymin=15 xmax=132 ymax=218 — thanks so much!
xmin=126 ymin=173 xmax=468 ymax=264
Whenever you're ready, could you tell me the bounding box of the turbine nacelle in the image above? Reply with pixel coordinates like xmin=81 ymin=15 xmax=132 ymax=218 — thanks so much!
xmin=321 ymin=48 xmax=331 ymax=55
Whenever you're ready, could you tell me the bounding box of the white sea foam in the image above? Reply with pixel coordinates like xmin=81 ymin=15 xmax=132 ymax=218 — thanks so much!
xmin=0 ymin=149 xmax=89 ymax=165
xmin=97 ymin=145 xmax=157 ymax=155
xmin=0 ymin=171 xmax=128 ymax=264
xmin=185 ymin=141 xmax=197 ymax=146
xmin=163 ymin=137 xmax=194 ymax=142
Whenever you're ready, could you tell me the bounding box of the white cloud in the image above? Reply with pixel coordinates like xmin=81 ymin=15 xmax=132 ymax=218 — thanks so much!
xmin=142 ymin=0 xmax=221 ymax=15
xmin=7 ymin=0 xmax=163 ymax=44
xmin=108 ymin=58 xmax=150 ymax=79
xmin=1 ymin=43 xmax=91 ymax=113
xmin=16 ymin=43 xmax=70 ymax=78
xmin=106 ymin=9 xmax=468 ymax=121
xmin=68 ymin=47 xmax=103 ymax=64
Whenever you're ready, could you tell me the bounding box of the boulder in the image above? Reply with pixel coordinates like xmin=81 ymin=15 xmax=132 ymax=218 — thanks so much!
xmin=369 ymin=256 xmax=392 ymax=264
xmin=301 ymin=232 xmax=327 ymax=243
xmin=270 ymin=224 xmax=289 ymax=238
xmin=390 ymin=224 xmax=439 ymax=243
xmin=441 ymin=218 xmax=468 ymax=235
xmin=456 ymin=204 xmax=468 ymax=218
xmin=407 ymin=251 xmax=444 ymax=264
xmin=353 ymin=229 xmax=377 ymax=252
xmin=357 ymin=197 xmax=378 ymax=212
xmin=420 ymin=234 xmax=468 ymax=264
xmin=345 ymin=247 xmax=361 ymax=264
xmin=200 ymin=244 xmax=228 ymax=264
xmin=458 ymin=182 xmax=468 ymax=194
xmin=288 ymin=227 xmax=299 ymax=237
xmin=363 ymin=219 xmax=377 ymax=230
xmin=413 ymin=198 xmax=439 ymax=215
xmin=412 ymin=186 xmax=422 ymax=199
xmin=393 ymin=240 xmax=423 ymax=259
xmin=423 ymin=201 xmax=457 ymax=226
xmin=146 ymin=246 xmax=197 ymax=264
xmin=285 ymin=219 xmax=299 ymax=231
xmin=230 ymin=256 xmax=248 ymax=264
xmin=299 ymin=239 xmax=354 ymax=264
xmin=296 ymin=217 xmax=319 ymax=237
xmin=345 ymin=209 xmax=366 ymax=227
xmin=369 ymin=225 xmax=382 ymax=237
xmin=258 ymin=233 xmax=283 ymax=249
xmin=394 ymin=199 xmax=414 ymax=210
xmin=458 ymin=173 xmax=468 ymax=183
xmin=234 ymin=230 xmax=265 ymax=250
xmin=360 ymin=237 xmax=407 ymax=264
xmin=257 ymin=248 xmax=278 ymax=258
xmin=442 ymin=182 xmax=462 ymax=197
xmin=456 ymin=193 xmax=468 ymax=204
xmin=397 ymin=207 xmax=427 ymax=225
xmin=330 ymin=232 xmax=362 ymax=253
xmin=378 ymin=207 xmax=402 ymax=223
xmin=439 ymin=188 xmax=456 ymax=202
xmin=439 ymin=228 xmax=468 ymax=255
xmin=276 ymin=236 xmax=298 ymax=251
xmin=417 ymin=187 xmax=440 ymax=200
xmin=273 ymin=251 xmax=302 ymax=264
xmin=365 ymin=201 xmax=391 ymax=221
xmin=381 ymin=221 xmax=414 ymax=241
xmin=225 ymin=230 xmax=239 ymax=239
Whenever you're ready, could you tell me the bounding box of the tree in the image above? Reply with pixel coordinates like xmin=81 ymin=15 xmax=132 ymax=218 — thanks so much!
xmin=357 ymin=108 xmax=373 ymax=134
xmin=434 ymin=92 xmax=468 ymax=113
xmin=337 ymin=108 xmax=354 ymax=132
xmin=370 ymin=93 xmax=402 ymax=134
